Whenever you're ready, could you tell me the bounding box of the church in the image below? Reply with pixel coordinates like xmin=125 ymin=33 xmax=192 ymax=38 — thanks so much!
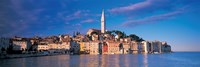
xmin=86 ymin=10 xmax=106 ymax=36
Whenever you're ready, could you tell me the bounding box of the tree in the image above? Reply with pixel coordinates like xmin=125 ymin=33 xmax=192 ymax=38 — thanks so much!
xmin=6 ymin=45 xmax=13 ymax=54
xmin=121 ymin=32 xmax=127 ymax=38
xmin=1 ymin=47 xmax=6 ymax=53
xmin=91 ymin=31 xmax=98 ymax=35
xmin=138 ymin=38 xmax=145 ymax=42
xmin=76 ymin=32 xmax=80 ymax=35
xmin=34 ymin=48 xmax=37 ymax=52
xmin=22 ymin=48 xmax=25 ymax=51
xmin=128 ymin=34 xmax=145 ymax=42
xmin=105 ymin=31 xmax=112 ymax=35
xmin=129 ymin=34 xmax=139 ymax=40
xmin=73 ymin=31 xmax=76 ymax=37
xmin=111 ymin=30 xmax=127 ymax=39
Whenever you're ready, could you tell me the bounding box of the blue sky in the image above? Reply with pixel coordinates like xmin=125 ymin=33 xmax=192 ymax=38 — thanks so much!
xmin=0 ymin=0 xmax=200 ymax=51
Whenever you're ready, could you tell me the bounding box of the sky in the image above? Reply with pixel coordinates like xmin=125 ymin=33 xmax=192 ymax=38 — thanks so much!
xmin=0 ymin=0 xmax=200 ymax=51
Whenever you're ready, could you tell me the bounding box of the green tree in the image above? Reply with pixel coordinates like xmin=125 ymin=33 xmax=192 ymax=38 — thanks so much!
xmin=91 ymin=31 xmax=98 ymax=35
xmin=1 ymin=47 xmax=6 ymax=52
xmin=105 ymin=31 xmax=112 ymax=35
xmin=111 ymin=30 xmax=127 ymax=38
xmin=6 ymin=45 xmax=13 ymax=54
xmin=128 ymin=34 xmax=144 ymax=42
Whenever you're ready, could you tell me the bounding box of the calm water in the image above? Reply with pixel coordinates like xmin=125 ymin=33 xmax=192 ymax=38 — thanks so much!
xmin=0 ymin=52 xmax=200 ymax=67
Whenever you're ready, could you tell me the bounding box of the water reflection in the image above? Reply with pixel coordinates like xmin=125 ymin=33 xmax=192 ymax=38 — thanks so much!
xmin=143 ymin=54 xmax=148 ymax=67
xmin=0 ymin=54 xmax=150 ymax=67
xmin=1 ymin=53 xmax=200 ymax=67
xmin=69 ymin=54 xmax=148 ymax=67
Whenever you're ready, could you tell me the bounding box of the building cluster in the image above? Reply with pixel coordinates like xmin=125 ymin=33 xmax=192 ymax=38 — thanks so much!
xmin=0 ymin=31 xmax=171 ymax=55
xmin=0 ymin=10 xmax=171 ymax=55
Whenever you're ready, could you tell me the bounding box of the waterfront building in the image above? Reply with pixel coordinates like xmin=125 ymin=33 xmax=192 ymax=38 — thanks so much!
xmin=60 ymin=42 xmax=70 ymax=50
xmin=48 ymin=43 xmax=59 ymax=50
xmin=70 ymin=41 xmax=80 ymax=54
xmin=34 ymin=44 xmax=49 ymax=51
xmin=48 ymin=42 xmax=70 ymax=50
xmin=161 ymin=42 xmax=171 ymax=52
xmin=11 ymin=38 xmax=32 ymax=51
xmin=83 ymin=42 xmax=90 ymax=54
xmin=130 ymin=41 xmax=138 ymax=54
xmin=47 ymin=42 xmax=70 ymax=54
xmin=140 ymin=41 xmax=150 ymax=53
xmin=79 ymin=42 xmax=84 ymax=52
xmin=122 ymin=42 xmax=130 ymax=54
xmin=89 ymin=41 xmax=100 ymax=54
xmin=150 ymin=41 xmax=162 ymax=53
xmin=107 ymin=42 xmax=120 ymax=54
xmin=102 ymin=42 xmax=108 ymax=54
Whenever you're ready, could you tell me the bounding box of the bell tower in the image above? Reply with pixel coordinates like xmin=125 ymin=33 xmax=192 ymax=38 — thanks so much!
xmin=101 ymin=9 xmax=106 ymax=33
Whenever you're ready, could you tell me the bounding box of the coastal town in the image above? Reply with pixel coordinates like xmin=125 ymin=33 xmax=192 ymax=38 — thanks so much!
xmin=0 ymin=10 xmax=171 ymax=58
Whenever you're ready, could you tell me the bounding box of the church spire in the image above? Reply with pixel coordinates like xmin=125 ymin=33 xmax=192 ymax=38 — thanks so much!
xmin=101 ymin=9 xmax=106 ymax=33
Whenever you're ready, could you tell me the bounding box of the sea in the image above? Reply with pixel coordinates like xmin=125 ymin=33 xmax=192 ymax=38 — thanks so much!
xmin=0 ymin=52 xmax=200 ymax=67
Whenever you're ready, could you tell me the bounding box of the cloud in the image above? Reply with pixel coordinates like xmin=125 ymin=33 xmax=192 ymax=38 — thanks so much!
xmin=63 ymin=10 xmax=83 ymax=22
xmin=108 ymin=0 xmax=197 ymax=27
xmin=109 ymin=0 xmax=172 ymax=15
xmin=81 ymin=19 xmax=96 ymax=23
xmin=109 ymin=0 xmax=151 ymax=13
xmin=61 ymin=10 xmax=99 ymax=24
xmin=122 ymin=8 xmax=184 ymax=27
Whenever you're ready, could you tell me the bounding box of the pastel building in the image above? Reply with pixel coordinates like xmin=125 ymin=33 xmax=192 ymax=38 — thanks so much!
xmin=161 ymin=42 xmax=171 ymax=52
xmin=151 ymin=41 xmax=162 ymax=53
xmin=70 ymin=41 xmax=80 ymax=54
xmin=122 ymin=42 xmax=130 ymax=54
xmin=34 ymin=44 xmax=49 ymax=51
xmin=89 ymin=41 xmax=101 ymax=54
xmin=130 ymin=41 xmax=138 ymax=54
xmin=107 ymin=42 xmax=120 ymax=54
xmin=48 ymin=43 xmax=59 ymax=50
xmin=79 ymin=42 xmax=84 ymax=52
xmin=12 ymin=39 xmax=32 ymax=51
xmin=83 ymin=42 xmax=90 ymax=53
xmin=140 ymin=41 xmax=150 ymax=53
xmin=102 ymin=42 xmax=108 ymax=54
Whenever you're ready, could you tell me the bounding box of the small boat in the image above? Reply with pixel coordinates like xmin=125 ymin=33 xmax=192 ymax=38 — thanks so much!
xmin=153 ymin=52 xmax=160 ymax=54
